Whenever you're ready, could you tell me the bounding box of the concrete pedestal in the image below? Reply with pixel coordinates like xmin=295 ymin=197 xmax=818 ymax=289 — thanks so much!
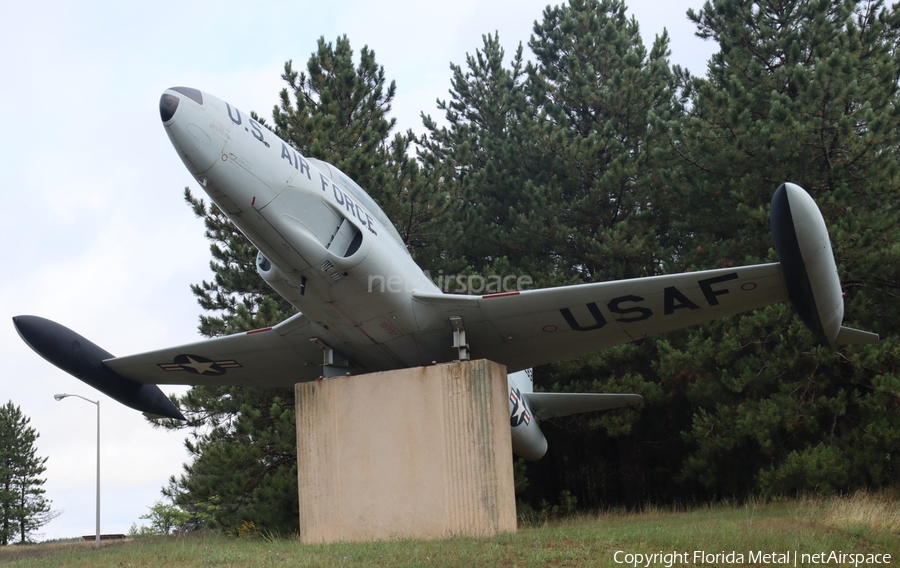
xmin=295 ymin=359 xmax=516 ymax=544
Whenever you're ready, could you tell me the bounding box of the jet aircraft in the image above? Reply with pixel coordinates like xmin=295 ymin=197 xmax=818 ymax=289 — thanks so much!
xmin=13 ymin=87 xmax=879 ymax=460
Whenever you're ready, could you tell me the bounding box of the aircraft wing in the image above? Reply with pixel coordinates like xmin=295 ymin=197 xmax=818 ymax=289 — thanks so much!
xmin=413 ymin=263 xmax=788 ymax=372
xmin=103 ymin=312 xmax=334 ymax=387
xmin=111 ymin=264 xmax=786 ymax=386
xmin=14 ymin=312 xmax=355 ymax=419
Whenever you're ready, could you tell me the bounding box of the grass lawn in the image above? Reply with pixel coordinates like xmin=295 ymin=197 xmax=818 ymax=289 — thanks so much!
xmin=1 ymin=493 xmax=896 ymax=567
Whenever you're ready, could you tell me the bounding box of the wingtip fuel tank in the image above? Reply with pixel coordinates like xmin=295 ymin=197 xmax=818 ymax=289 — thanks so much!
xmin=12 ymin=316 xmax=185 ymax=420
xmin=770 ymin=183 xmax=878 ymax=347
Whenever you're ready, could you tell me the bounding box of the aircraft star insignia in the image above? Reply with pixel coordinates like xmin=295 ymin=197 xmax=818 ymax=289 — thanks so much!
xmin=158 ymin=354 xmax=242 ymax=375
xmin=509 ymin=388 xmax=531 ymax=427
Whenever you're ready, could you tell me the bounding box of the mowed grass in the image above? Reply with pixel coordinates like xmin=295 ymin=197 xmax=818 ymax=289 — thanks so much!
xmin=2 ymin=493 xmax=897 ymax=567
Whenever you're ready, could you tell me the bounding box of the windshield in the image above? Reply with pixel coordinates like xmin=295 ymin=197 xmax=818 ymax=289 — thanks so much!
xmin=308 ymin=158 xmax=406 ymax=248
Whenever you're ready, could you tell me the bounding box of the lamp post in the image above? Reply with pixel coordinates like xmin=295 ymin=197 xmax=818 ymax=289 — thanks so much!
xmin=54 ymin=393 xmax=100 ymax=549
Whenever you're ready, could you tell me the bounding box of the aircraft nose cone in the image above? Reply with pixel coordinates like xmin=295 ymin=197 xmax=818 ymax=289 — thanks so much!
xmin=159 ymin=93 xmax=179 ymax=122
xmin=159 ymin=87 xmax=204 ymax=122
xmin=160 ymin=87 xmax=223 ymax=175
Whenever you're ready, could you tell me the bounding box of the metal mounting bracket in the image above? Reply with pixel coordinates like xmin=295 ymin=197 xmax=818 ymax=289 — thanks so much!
xmin=310 ymin=337 xmax=351 ymax=378
xmin=449 ymin=316 xmax=469 ymax=361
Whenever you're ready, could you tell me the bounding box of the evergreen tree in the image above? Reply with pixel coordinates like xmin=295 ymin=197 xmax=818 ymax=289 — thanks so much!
xmin=418 ymin=1 xmax=693 ymax=509
xmin=154 ymin=187 xmax=300 ymax=533
xmin=524 ymin=0 xmax=681 ymax=283
xmin=0 ymin=401 xmax=56 ymax=544
xmin=158 ymin=1 xmax=900 ymax=522
xmin=420 ymin=33 xmax=534 ymax=281
xmin=655 ymin=0 xmax=900 ymax=498
xmin=513 ymin=0 xmax=686 ymax=508
xmin=160 ymin=37 xmax=442 ymax=533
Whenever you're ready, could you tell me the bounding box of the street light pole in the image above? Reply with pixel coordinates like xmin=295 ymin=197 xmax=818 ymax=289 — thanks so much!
xmin=54 ymin=393 xmax=100 ymax=549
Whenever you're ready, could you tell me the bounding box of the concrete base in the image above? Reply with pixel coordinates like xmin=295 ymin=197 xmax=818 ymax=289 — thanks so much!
xmin=295 ymin=359 xmax=516 ymax=544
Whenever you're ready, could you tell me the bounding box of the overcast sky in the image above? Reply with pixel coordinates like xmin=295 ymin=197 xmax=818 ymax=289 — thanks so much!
xmin=0 ymin=0 xmax=717 ymax=540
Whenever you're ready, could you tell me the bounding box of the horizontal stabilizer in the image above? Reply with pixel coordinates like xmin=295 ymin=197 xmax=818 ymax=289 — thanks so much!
xmin=836 ymin=326 xmax=879 ymax=346
xmin=523 ymin=392 xmax=643 ymax=420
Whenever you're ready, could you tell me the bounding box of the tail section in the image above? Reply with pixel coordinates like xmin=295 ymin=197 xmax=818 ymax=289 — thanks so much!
xmin=507 ymin=369 xmax=642 ymax=460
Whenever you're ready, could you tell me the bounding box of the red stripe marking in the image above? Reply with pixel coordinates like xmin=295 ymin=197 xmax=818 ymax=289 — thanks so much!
xmin=482 ymin=291 xmax=520 ymax=299
xmin=247 ymin=327 xmax=272 ymax=335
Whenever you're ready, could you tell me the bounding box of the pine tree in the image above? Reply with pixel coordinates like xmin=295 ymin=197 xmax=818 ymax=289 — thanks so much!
xmin=152 ymin=186 xmax=300 ymax=532
xmin=155 ymin=2 xmax=900 ymax=519
xmin=0 ymin=401 xmax=56 ymax=544
xmin=420 ymin=33 xmax=534 ymax=281
xmin=524 ymin=0 xmax=681 ymax=283
xmin=655 ymin=0 xmax=900 ymax=497
xmin=159 ymin=37 xmax=443 ymax=533
xmin=510 ymin=0 xmax=687 ymax=508
xmin=417 ymin=1 xmax=693 ymax=508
